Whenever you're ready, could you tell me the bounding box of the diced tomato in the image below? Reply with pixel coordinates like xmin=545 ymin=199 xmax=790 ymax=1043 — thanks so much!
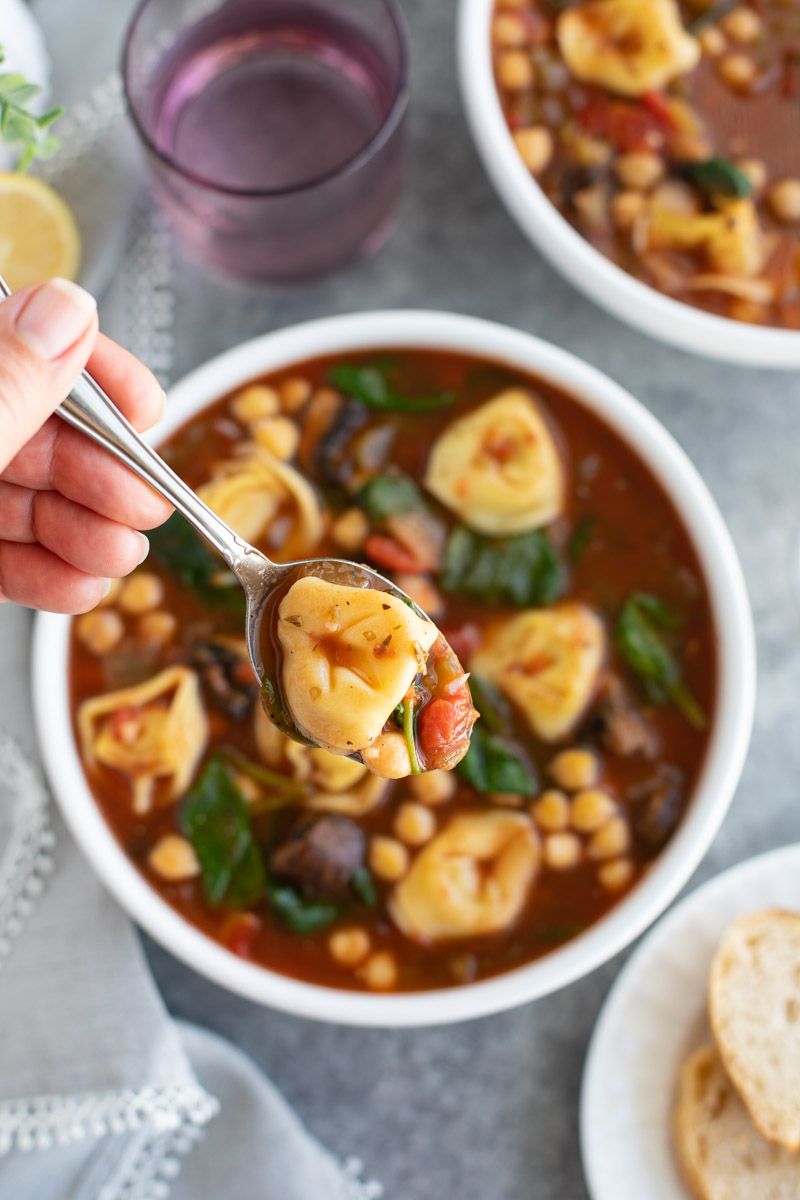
xmin=441 ymin=623 xmax=482 ymax=664
xmin=417 ymin=690 xmax=479 ymax=771
xmin=110 ymin=706 xmax=141 ymax=746
xmin=641 ymin=91 xmax=679 ymax=130
xmin=223 ymin=913 xmax=262 ymax=959
xmin=365 ymin=534 xmax=423 ymax=574
xmin=578 ymin=94 xmax=661 ymax=153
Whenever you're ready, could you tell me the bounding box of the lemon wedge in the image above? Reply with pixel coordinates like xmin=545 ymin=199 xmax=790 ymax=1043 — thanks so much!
xmin=0 ymin=173 xmax=81 ymax=290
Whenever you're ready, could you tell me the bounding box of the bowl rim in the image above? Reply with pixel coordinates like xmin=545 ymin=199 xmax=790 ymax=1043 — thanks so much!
xmin=32 ymin=309 xmax=756 ymax=1026
xmin=456 ymin=0 xmax=800 ymax=368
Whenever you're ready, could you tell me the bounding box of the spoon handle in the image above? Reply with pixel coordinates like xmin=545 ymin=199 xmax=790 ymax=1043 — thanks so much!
xmin=0 ymin=273 xmax=255 ymax=577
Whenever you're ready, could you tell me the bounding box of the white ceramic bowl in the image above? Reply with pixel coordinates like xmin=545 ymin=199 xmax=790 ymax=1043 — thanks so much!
xmin=458 ymin=0 xmax=800 ymax=367
xmin=33 ymin=311 xmax=756 ymax=1026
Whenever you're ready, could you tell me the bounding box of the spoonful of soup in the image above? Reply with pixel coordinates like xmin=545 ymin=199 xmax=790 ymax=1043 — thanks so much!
xmin=24 ymin=294 xmax=477 ymax=779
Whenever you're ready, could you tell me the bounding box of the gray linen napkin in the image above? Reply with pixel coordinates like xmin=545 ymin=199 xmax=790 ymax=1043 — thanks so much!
xmin=0 ymin=732 xmax=381 ymax=1200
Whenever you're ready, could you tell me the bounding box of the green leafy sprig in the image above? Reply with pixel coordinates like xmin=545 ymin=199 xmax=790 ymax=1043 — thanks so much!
xmin=0 ymin=47 xmax=63 ymax=171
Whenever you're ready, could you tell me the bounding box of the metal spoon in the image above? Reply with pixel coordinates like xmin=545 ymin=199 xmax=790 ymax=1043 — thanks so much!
xmin=0 ymin=274 xmax=425 ymax=750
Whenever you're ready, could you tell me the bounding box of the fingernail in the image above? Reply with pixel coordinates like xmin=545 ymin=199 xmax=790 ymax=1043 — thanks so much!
xmin=100 ymin=578 xmax=112 ymax=599
xmin=137 ymin=534 xmax=150 ymax=565
xmin=15 ymin=278 xmax=97 ymax=361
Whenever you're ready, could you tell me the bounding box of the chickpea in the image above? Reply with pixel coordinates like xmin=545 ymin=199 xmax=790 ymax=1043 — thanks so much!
xmin=75 ymin=609 xmax=124 ymax=655
xmin=137 ymin=611 xmax=177 ymax=646
xmin=767 ymin=179 xmax=800 ymax=223
xmin=360 ymin=951 xmax=398 ymax=990
xmin=252 ymin=415 xmax=300 ymax=460
xmin=612 ymin=191 xmax=647 ymax=232
xmin=513 ymin=126 xmax=553 ymax=175
xmin=666 ymin=130 xmax=713 ymax=162
xmin=230 ymin=385 xmax=279 ymax=423
xmin=615 ymin=153 xmax=664 ymax=191
xmin=531 ymin=788 xmax=570 ymax=832
xmin=573 ymin=183 xmax=609 ymax=232
xmin=598 ymin=858 xmax=634 ymax=892
xmin=279 ymin=377 xmax=312 ymax=413
xmin=570 ymin=133 xmax=612 ymax=169
xmin=698 ymin=26 xmax=726 ymax=56
xmin=570 ymin=788 xmax=617 ymax=834
xmin=736 ymin=158 xmax=767 ymax=194
xmin=721 ymin=6 xmax=762 ymax=43
xmin=118 ymin=572 xmax=164 ymax=615
xmin=408 ymin=769 xmax=457 ymax=806
xmin=718 ymin=52 xmax=757 ymax=90
xmin=544 ymin=832 xmax=582 ymax=870
xmin=549 ymin=748 xmax=600 ymax=791
xmin=332 ymin=506 xmax=370 ymax=552
xmin=394 ymin=802 xmax=436 ymax=846
xmin=328 ymin=927 xmax=371 ymax=967
xmin=369 ymin=835 xmax=410 ymax=882
xmin=493 ymin=12 xmax=527 ymax=45
xmin=148 ymin=835 xmax=200 ymax=882
xmin=496 ymin=49 xmax=535 ymax=91
xmin=361 ymin=731 xmax=410 ymax=779
xmin=587 ymin=816 xmax=631 ymax=860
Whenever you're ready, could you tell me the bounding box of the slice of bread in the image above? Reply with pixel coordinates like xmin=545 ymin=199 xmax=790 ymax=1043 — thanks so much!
xmin=674 ymin=1044 xmax=800 ymax=1200
xmin=709 ymin=909 xmax=800 ymax=1150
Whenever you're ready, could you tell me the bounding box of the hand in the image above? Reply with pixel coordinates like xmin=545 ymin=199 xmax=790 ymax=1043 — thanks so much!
xmin=0 ymin=278 xmax=172 ymax=613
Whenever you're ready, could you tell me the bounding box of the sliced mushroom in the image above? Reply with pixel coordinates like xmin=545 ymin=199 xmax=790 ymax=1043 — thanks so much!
xmin=269 ymin=813 xmax=367 ymax=902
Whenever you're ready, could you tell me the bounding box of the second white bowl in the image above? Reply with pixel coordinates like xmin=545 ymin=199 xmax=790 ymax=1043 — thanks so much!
xmin=457 ymin=0 xmax=800 ymax=368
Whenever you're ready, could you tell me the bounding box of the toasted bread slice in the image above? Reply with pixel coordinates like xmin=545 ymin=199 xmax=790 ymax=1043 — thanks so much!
xmin=709 ymin=909 xmax=800 ymax=1150
xmin=674 ymin=1045 xmax=800 ymax=1200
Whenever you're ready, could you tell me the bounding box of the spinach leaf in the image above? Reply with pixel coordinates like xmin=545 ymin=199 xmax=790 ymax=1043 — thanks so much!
xmin=393 ymin=698 xmax=422 ymax=775
xmin=467 ymin=675 xmax=513 ymax=736
xmin=266 ymin=879 xmax=344 ymax=934
xmin=356 ymin=474 xmax=426 ymax=523
xmin=456 ymin=724 xmax=536 ymax=796
xmin=181 ymin=756 xmax=266 ymax=908
xmin=676 ymin=156 xmax=752 ymax=200
xmin=616 ymin=593 xmax=707 ymax=730
xmin=350 ymin=865 xmax=378 ymax=907
xmin=330 ymin=363 xmax=455 ymax=413
xmin=441 ymin=526 xmax=565 ymax=607
xmin=219 ymin=746 xmax=307 ymax=804
xmin=568 ymin=515 xmax=595 ymax=564
xmin=149 ymin=513 xmax=245 ymax=611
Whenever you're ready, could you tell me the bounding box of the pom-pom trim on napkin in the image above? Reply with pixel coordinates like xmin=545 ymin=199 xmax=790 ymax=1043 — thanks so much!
xmin=0 ymin=730 xmax=55 ymax=973
xmin=0 ymin=1084 xmax=219 ymax=1158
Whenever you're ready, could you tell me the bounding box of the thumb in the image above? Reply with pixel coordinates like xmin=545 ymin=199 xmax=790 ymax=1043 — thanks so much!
xmin=0 ymin=278 xmax=99 ymax=474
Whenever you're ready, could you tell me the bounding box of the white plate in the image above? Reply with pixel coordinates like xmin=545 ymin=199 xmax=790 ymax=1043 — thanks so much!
xmin=580 ymin=843 xmax=800 ymax=1199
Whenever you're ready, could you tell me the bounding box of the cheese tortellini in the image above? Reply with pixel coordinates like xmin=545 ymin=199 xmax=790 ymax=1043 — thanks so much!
xmin=472 ymin=603 xmax=606 ymax=743
xmin=557 ymin=0 xmax=700 ymax=98
xmin=276 ymin=576 xmax=438 ymax=764
xmin=77 ymin=666 xmax=208 ymax=814
xmin=423 ymin=389 xmax=564 ymax=536
xmin=254 ymin=704 xmax=389 ymax=815
xmin=389 ymin=812 xmax=540 ymax=941
xmin=198 ymin=445 xmax=323 ymax=557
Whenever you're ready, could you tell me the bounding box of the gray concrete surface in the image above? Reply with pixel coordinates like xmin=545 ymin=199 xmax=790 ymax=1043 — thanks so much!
xmin=6 ymin=1 xmax=800 ymax=1196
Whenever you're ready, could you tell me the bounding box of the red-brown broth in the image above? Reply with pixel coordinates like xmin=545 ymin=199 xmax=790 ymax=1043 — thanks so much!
xmin=69 ymin=350 xmax=716 ymax=992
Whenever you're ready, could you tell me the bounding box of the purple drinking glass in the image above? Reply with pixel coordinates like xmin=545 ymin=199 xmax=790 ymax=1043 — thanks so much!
xmin=123 ymin=0 xmax=409 ymax=280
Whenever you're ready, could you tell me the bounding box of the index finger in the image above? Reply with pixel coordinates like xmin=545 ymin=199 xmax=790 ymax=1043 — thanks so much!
xmin=86 ymin=334 xmax=166 ymax=432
